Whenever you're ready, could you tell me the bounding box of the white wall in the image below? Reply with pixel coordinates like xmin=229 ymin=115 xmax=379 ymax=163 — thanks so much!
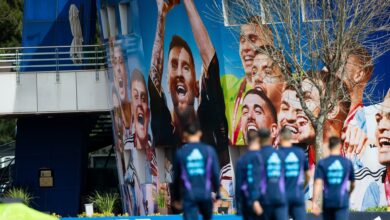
xmin=0 ymin=70 xmax=110 ymax=115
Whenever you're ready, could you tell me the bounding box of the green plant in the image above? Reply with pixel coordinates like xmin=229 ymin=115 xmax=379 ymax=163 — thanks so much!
xmin=87 ymin=191 xmax=119 ymax=214
xmin=365 ymin=206 xmax=388 ymax=212
xmin=4 ymin=187 xmax=34 ymax=206
xmin=157 ymin=189 xmax=166 ymax=209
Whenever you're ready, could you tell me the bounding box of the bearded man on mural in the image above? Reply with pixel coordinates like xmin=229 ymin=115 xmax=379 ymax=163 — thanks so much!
xmin=148 ymin=0 xmax=230 ymax=167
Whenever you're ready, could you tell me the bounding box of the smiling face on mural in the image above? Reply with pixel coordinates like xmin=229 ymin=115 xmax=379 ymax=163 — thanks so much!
xmin=376 ymin=92 xmax=390 ymax=165
xmin=168 ymin=46 xmax=198 ymax=118
xmin=132 ymin=82 xmax=149 ymax=141
xmin=112 ymin=46 xmax=128 ymax=102
xmin=250 ymin=53 xmax=284 ymax=107
xmin=239 ymin=23 xmax=273 ymax=76
xmin=131 ymin=70 xmax=150 ymax=147
xmin=240 ymin=90 xmax=277 ymax=144
xmin=278 ymin=88 xmax=315 ymax=144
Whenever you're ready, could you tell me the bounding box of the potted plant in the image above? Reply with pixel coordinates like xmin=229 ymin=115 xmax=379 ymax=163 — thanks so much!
xmin=87 ymin=191 xmax=119 ymax=215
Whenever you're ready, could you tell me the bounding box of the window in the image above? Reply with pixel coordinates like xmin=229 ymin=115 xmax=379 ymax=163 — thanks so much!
xmin=222 ymin=0 xmax=282 ymax=26
xmin=301 ymin=0 xmax=333 ymax=22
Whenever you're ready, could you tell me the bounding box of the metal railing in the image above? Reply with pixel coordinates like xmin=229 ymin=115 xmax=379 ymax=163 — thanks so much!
xmin=0 ymin=44 xmax=107 ymax=72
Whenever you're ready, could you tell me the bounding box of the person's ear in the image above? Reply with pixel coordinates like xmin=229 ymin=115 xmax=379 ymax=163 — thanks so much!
xmin=271 ymin=123 xmax=278 ymax=138
xmin=327 ymin=103 xmax=340 ymax=120
xmin=353 ymin=69 xmax=365 ymax=84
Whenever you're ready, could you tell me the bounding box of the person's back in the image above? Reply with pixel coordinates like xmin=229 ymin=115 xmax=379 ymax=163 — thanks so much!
xmin=279 ymin=127 xmax=310 ymax=220
xmin=260 ymin=145 xmax=286 ymax=205
xmin=235 ymin=130 xmax=264 ymax=220
xmin=258 ymin=128 xmax=288 ymax=220
xmin=175 ymin=142 xmax=219 ymax=201
xmin=280 ymin=146 xmax=307 ymax=204
xmin=312 ymin=137 xmax=355 ymax=220
xmin=172 ymin=121 xmax=220 ymax=220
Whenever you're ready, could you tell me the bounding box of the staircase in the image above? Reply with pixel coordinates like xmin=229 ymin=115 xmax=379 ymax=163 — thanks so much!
xmin=0 ymin=141 xmax=16 ymax=195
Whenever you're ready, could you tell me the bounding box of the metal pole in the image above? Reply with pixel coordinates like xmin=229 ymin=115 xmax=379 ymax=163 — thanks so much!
xmin=55 ymin=47 xmax=60 ymax=83
xmin=95 ymin=45 xmax=99 ymax=81
xmin=16 ymin=49 xmax=20 ymax=84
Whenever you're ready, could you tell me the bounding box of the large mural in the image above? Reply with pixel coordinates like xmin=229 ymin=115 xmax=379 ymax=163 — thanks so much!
xmin=97 ymin=0 xmax=390 ymax=215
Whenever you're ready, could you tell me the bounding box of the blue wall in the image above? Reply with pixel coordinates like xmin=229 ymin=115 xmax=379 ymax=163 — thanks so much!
xmin=14 ymin=115 xmax=89 ymax=216
xmin=21 ymin=0 xmax=97 ymax=71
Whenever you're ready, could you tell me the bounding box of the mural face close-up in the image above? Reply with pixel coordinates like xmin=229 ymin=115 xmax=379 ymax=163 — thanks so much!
xmin=97 ymin=0 xmax=390 ymax=215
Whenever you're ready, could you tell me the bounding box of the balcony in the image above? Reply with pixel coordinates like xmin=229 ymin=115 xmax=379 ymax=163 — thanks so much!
xmin=0 ymin=45 xmax=110 ymax=115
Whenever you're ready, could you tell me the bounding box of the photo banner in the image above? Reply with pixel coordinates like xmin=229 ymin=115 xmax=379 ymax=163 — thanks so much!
xmin=97 ymin=0 xmax=390 ymax=214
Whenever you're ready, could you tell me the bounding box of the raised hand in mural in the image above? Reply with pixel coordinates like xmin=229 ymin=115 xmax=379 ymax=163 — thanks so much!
xmin=157 ymin=0 xmax=178 ymax=15
xmin=183 ymin=0 xmax=215 ymax=77
xmin=342 ymin=124 xmax=368 ymax=158
xmin=150 ymin=0 xmax=179 ymax=94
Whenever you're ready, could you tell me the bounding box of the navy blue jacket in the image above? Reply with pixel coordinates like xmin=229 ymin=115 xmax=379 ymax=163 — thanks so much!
xmin=235 ymin=150 xmax=264 ymax=215
xmin=172 ymin=142 xmax=220 ymax=201
xmin=280 ymin=146 xmax=309 ymax=205
xmin=259 ymin=145 xmax=287 ymax=205
xmin=315 ymin=155 xmax=355 ymax=208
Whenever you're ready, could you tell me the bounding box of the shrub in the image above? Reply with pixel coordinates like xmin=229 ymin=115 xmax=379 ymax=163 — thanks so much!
xmin=4 ymin=187 xmax=34 ymax=206
xmin=365 ymin=206 xmax=388 ymax=212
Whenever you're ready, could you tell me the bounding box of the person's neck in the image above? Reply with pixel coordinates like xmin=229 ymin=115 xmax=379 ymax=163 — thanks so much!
xmin=349 ymin=87 xmax=364 ymax=112
xmin=262 ymin=143 xmax=272 ymax=147
xmin=248 ymin=143 xmax=260 ymax=151
xmin=329 ymin=149 xmax=341 ymax=156
xmin=187 ymin=136 xmax=200 ymax=143
xmin=280 ymin=140 xmax=292 ymax=147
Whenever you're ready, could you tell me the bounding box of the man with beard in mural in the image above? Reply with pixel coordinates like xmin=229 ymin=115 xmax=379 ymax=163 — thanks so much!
xmin=231 ymin=46 xmax=286 ymax=145
xmin=240 ymin=89 xmax=278 ymax=145
xmin=278 ymin=85 xmax=316 ymax=146
xmin=148 ymin=0 xmax=229 ymax=166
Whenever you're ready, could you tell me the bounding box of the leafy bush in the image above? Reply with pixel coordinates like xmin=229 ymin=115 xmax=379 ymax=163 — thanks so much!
xmin=4 ymin=187 xmax=34 ymax=206
xmin=365 ymin=206 xmax=388 ymax=212
xmin=87 ymin=191 xmax=119 ymax=214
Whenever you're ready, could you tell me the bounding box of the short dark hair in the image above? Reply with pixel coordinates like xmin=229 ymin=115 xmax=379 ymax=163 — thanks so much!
xmin=328 ymin=136 xmax=341 ymax=150
xmin=184 ymin=120 xmax=201 ymax=135
xmin=168 ymin=35 xmax=195 ymax=72
xmin=243 ymin=89 xmax=277 ymax=124
xmin=247 ymin=129 xmax=260 ymax=145
xmin=279 ymin=127 xmax=292 ymax=141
